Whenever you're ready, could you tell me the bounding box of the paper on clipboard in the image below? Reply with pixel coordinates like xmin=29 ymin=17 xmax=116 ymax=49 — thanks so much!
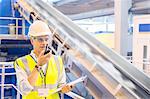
xmin=49 ymin=76 xmax=87 ymax=95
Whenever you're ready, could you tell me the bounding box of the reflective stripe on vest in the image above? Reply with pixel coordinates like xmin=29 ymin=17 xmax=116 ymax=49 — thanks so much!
xmin=20 ymin=57 xmax=31 ymax=76
xmin=54 ymin=56 xmax=60 ymax=80
xmin=53 ymin=56 xmax=63 ymax=83
xmin=33 ymin=83 xmax=58 ymax=91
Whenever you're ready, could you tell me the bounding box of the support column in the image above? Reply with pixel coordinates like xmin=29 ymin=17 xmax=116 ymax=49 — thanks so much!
xmin=114 ymin=0 xmax=132 ymax=56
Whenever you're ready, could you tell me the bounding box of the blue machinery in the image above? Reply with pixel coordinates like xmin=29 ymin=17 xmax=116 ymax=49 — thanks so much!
xmin=0 ymin=0 xmax=150 ymax=99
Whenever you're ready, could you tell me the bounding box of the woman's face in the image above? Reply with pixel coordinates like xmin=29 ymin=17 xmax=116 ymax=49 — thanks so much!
xmin=31 ymin=35 xmax=49 ymax=53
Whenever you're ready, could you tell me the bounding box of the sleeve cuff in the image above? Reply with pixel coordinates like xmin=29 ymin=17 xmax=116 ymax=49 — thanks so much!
xmin=19 ymin=79 xmax=33 ymax=95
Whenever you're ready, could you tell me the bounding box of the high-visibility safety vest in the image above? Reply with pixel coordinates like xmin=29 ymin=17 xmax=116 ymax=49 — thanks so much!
xmin=14 ymin=54 xmax=64 ymax=99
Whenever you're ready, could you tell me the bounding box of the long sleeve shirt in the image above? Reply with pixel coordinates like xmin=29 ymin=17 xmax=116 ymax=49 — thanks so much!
xmin=15 ymin=51 xmax=66 ymax=95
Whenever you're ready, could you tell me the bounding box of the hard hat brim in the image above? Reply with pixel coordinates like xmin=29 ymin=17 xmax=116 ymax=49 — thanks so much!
xmin=28 ymin=32 xmax=51 ymax=37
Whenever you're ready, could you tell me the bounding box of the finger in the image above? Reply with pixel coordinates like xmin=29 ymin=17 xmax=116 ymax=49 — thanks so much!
xmin=65 ymin=85 xmax=71 ymax=91
xmin=61 ymin=85 xmax=68 ymax=92
xmin=39 ymin=50 xmax=45 ymax=57
xmin=45 ymin=52 xmax=51 ymax=58
xmin=65 ymin=85 xmax=71 ymax=89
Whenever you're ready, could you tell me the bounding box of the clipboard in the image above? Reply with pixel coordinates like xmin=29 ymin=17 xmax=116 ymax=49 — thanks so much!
xmin=49 ymin=76 xmax=87 ymax=95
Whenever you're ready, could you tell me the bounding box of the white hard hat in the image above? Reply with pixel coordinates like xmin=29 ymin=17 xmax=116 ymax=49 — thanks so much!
xmin=28 ymin=20 xmax=51 ymax=37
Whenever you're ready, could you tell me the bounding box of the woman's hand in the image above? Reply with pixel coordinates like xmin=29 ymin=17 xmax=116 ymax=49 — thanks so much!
xmin=61 ymin=84 xmax=74 ymax=93
xmin=37 ymin=50 xmax=51 ymax=66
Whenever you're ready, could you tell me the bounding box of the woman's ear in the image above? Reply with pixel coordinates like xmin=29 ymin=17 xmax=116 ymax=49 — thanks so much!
xmin=30 ymin=38 xmax=34 ymax=45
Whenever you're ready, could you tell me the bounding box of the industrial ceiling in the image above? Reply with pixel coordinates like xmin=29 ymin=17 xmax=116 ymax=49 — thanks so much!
xmin=52 ymin=0 xmax=150 ymax=20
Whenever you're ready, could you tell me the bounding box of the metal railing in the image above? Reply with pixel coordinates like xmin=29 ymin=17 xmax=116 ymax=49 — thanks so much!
xmin=0 ymin=17 xmax=28 ymax=39
xmin=0 ymin=62 xmax=22 ymax=99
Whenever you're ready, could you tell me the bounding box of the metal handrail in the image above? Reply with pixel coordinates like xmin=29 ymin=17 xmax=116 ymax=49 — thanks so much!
xmin=0 ymin=17 xmax=28 ymax=39
xmin=0 ymin=84 xmax=23 ymax=95
xmin=0 ymin=17 xmax=23 ymax=20
xmin=0 ymin=62 xmax=22 ymax=99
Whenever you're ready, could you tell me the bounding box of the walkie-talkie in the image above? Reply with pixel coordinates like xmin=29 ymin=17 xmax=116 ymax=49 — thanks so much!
xmin=44 ymin=44 xmax=51 ymax=55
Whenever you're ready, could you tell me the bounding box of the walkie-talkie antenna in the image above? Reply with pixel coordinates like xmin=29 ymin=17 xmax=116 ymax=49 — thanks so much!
xmin=44 ymin=44 xmax=51 ymax=55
